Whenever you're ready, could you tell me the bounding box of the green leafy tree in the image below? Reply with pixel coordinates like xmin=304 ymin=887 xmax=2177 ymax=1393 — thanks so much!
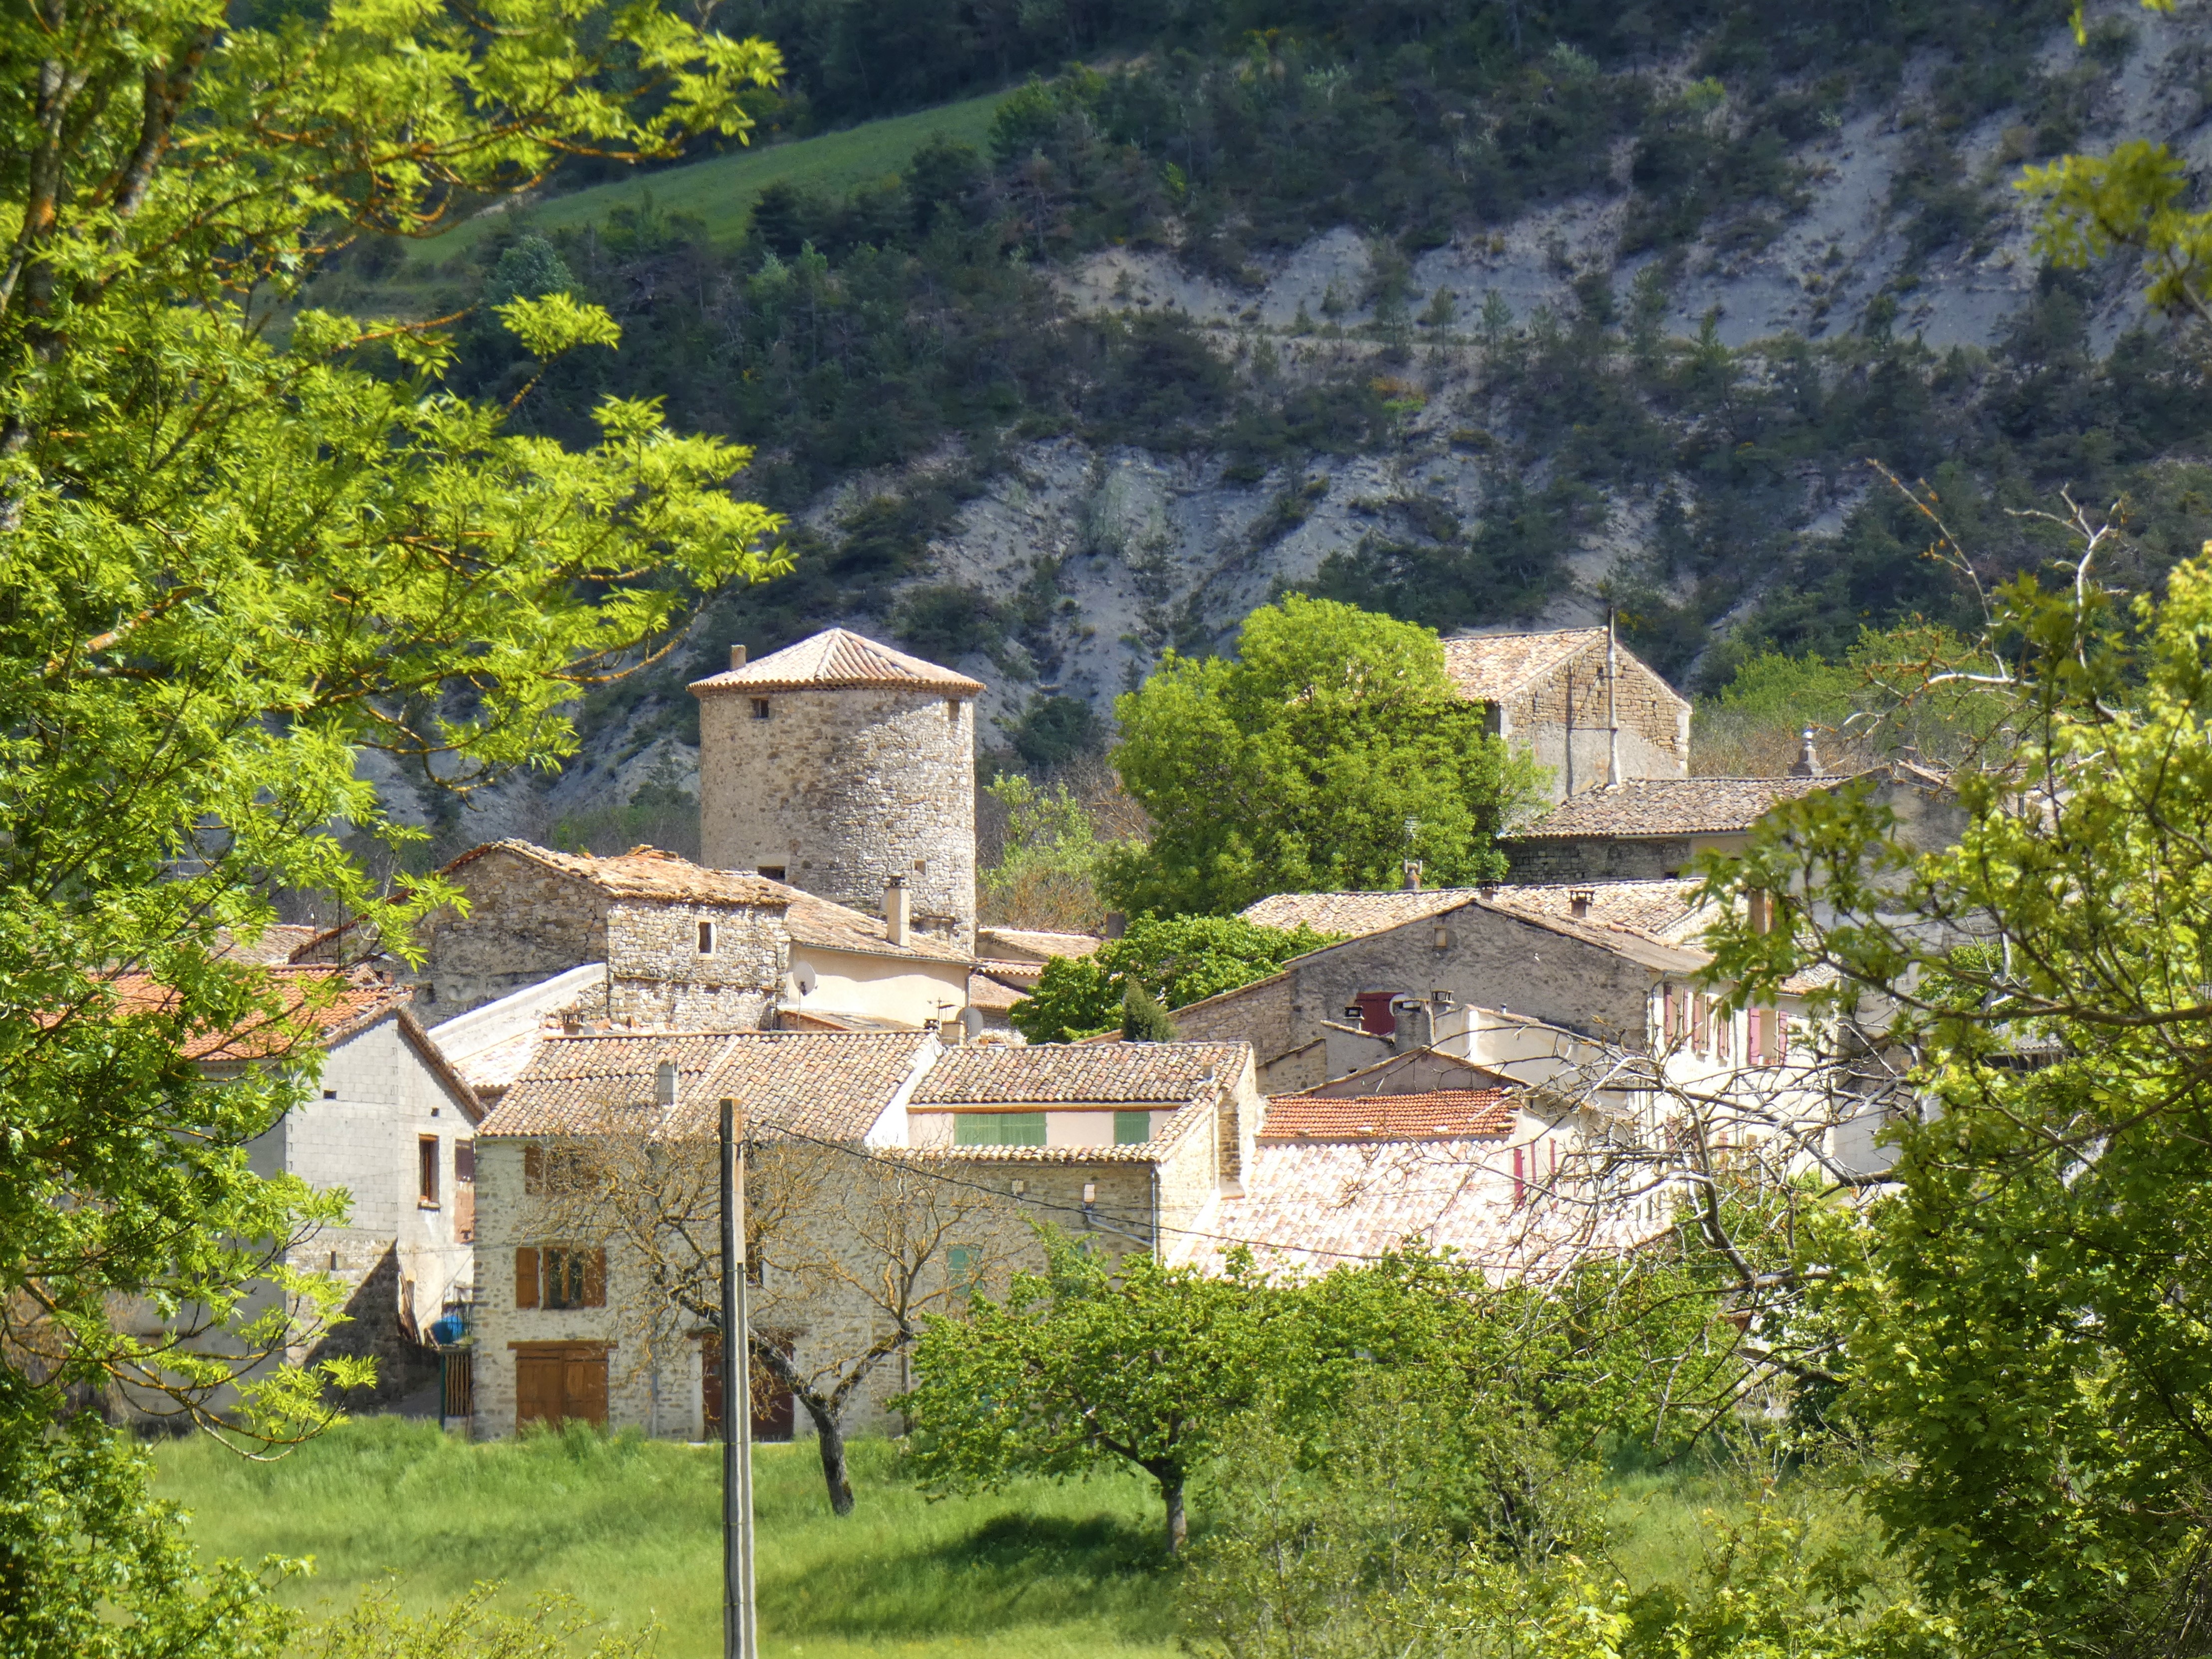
xmin=0 ymin=0 xmax=782 ymax=1446
xmin=1009 ymin=914 xmax=1341 ymax=1044
xmin=0 ymin=1395 xmax=298 ymax=1659
xmin=1100 ymin=597 xmax=1541 ymax=917
xmin=1119 ymin=982 xmax=1177 ymax=1040
xmin=901 ymin=1232 xmax=1274 ymax=1554
xmin=979 ymin=774 xmax=1114 ymax=932
xmin=1704 ymin=507 xmax=2212 ymax=1652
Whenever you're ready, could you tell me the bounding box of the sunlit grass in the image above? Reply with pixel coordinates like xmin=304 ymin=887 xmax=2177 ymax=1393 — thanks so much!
xmin=154 ymin=1417 xmax=1180 ymax=1658
xmin=416 ymin=90 xmax=1013 ymax=267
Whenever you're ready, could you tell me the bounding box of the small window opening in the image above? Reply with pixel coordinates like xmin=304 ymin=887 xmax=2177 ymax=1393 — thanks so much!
xmin=751 ymin=698 xmax=771 ymax=720
xmin=757 ymin=865 xmax=786 ymax=882
xmin=1113 ymin=1110 xmax=1151 ymax=1145
xmin=945 ymin=698 xmax=959 ymax=722
xmin=697 ymin=920 xmax=715 ymax=955
xmin=323 ymin=1088 xmax=337 ymax=1100
xmin=418 ymin=1136 xmax=440 ymax=1206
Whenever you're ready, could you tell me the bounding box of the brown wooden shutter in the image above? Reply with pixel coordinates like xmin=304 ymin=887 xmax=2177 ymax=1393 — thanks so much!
xmin=566 ymin=1350 xmax=609 ymax=1426
xmin=583 ymin=1248 xmax=607 ymax=1308
xmin=514 ymin=1246 xmax=539 ymax=1309
xmin=524 ymin=1145 xmax=544 ymax=1195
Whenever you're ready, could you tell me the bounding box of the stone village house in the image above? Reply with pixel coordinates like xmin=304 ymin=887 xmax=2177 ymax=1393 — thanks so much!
xmin=1440 ymin=627 xmax=1690 ymax=803
xmin=470 ymin=1032 xmax=1260 ymax=1439
xmin=114 ymin=966 xmax=481 ymax=1417
xmin=305 ymin=840 xmax=977 ymax=1035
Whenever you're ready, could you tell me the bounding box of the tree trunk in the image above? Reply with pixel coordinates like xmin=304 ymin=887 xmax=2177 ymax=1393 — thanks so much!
xmin=800 ymin=1394 xmax=855 ymax=1516
xmin=1161 ymin=1475 xmax=1187 ymax=1556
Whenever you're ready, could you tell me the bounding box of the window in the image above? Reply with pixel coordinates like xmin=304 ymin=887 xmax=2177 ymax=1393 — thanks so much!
xmin=523 ymin=1144 xmax=593 ymax=1196
xmin=418 ymin=1136 xmax=439 ymax=1207
xmin=945 ymin=698 xmax=959 ymax=723
xmin=750 ymin=697 xmax=771 ymax=720
xmin=757 ymin=865 xmax=786 ymax=882
xmin=454 ymin=1140 xmax=475 ymax=1183
xmin=1715 ymin=1006 xmax=1732 ymax=1065
xmin=953 ymin=1112 xmax=1047 ymax=1147
xmin=1692 ymin=994 xmax=1710 ymax=1057
xmin=1114 ymin=1110 xmax=1151 ymax=1145
xmin=946 ymin=1245 xmax=981 ymax=1301
xmin=697 ymin=920 xmax=715 ymax=955
xmin=514 ymin=1246 xmax=607 ymax=1311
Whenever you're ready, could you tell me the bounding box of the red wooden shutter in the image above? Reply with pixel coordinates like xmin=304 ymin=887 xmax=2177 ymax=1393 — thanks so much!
xmin=583 ymin=1249 xmax=607 ymax=1308
xmin=514 ymin=1246 xmax=539 ymax=1309
xmin=1776 ymin=1009 xmax=1789 ymax=1060
xmin=1512 ymin=1145 xmax=1526 ymax=1207
xmin=524 ymin=1145 xmax=545 ymax=1195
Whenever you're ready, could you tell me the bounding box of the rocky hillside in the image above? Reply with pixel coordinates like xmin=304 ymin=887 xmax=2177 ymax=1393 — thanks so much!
xmin=337 ymin=0 xmax=2212 ymax=849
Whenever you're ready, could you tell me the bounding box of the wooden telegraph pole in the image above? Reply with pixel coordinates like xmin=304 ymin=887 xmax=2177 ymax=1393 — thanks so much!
xmin=719 ymin=1097 xmax=758 ymax=1659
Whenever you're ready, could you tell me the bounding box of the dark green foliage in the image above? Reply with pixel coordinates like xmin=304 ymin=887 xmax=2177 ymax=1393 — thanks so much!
xmin=1009 ymin=914 xmax=1341 ymax=1045
xmin=1119 ymin=982 xmax=1177 ymax=1042
xmin=893 ymin=582 xmax=1008 ymax=664
xmin=0 ymin=1395 xmax=295 ymax=1658
xmin=1004 ymin=694 xmax=1108 ymax=770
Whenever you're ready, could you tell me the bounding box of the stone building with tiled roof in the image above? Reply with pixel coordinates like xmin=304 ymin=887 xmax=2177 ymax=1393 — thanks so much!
xmin=308 ymin=839 xmax=977 ymax=1037
xmin=1501 ymin=760 xmax=1965 ymax=884
xmin=692 ymin=628 xmax=982 ymax=951
xmin=116 ymin=965 xmax=482 ymax=1419
xmin=468 ymin=1029 xmax=1261 ymax=1440
xmin=1441 ymin=628 xmax=1689 ymax=802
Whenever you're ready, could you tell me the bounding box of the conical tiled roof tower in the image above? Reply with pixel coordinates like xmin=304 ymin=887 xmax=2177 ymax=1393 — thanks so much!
xmin=691 ymin=629 xmax=980 ymax=952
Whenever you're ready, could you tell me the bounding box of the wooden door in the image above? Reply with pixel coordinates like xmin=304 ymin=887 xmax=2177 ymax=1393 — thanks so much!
xmin=514 ymin=1345 xmax=608 ymax=1430
xmin=564 ymin=1350 xmax=609 ymax=1426
xmin=702 ymin=1336 xmax=796 ymax=1443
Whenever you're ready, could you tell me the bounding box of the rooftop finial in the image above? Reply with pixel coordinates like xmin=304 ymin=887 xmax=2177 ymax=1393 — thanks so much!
xmin=1789 ymin=728 xmax=1823 ymax=777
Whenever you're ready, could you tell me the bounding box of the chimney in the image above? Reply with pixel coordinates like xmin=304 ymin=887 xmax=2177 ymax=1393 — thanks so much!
xmin=1789 ymin=728 xmax=1823 ymax=777
xmin=1104 ymin=912 xmax=1127 ymax=940
xmin=1401 ymin=859 xmax=1423 ymax=891
xmin=1570 ymin=888 xmax=1593 ymax=920
xmin=1605 ymin=606 xmax=1621 ymax=790
xmin=729 ymin=643 xmax=746 ymax=671
xmin=885 ymin=874 xmax=910 ymax=947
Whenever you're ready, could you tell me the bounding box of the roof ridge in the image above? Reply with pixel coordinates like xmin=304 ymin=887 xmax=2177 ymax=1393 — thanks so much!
xmin=690 ymin=627 xmax=985 ymax=696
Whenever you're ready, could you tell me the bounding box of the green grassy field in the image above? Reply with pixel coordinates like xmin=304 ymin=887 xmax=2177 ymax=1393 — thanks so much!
xmin=154 ymin=1417 xmax=1178 ymax=1658
xmin=154 ymin=1420 xmax=1877 ymax=1657
xmin=418 ymin=91 xmax=1011 ymax=267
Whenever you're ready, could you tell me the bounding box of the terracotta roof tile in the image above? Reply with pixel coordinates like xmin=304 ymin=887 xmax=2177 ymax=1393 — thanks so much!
xmin=1240 ymin=888 xmax=1481 ymax=937
xmin=1481 ymin=880 xmax=1708 ymax=944
xmin=975 ymin=927 xmax=1104 ymax=963
xmin=478 ymin=1029 xmax=931 ymax=1141
xmin=965 ymin=971 xmax=1029 ymax=1013
xmin=99 ymin=966 xmax=411 ymax=1061
xmin=690 ymin=628 xmax=984 ymax=696
xmin=1441 ymin=630 xmax=1608 ymax=701
xmin=910 ymin=1041 xmax=1247 ymax=1105
xmin=439 ymin=842 xmax=971 ymax=966
xmin=781 ymin=889 xmax=971 ymax=965
xmin=213 ymin=924 xmax=323 ymax=966
xmin=1510 ymin=777 xmax=1835 ymax=840
xmin=1263 ymin=1088 xmax=1518 ymax=1142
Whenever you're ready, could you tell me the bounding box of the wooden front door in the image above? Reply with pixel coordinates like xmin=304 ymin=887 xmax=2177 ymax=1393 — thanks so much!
xmin=514 ymin=1344 xmax=609 ymax=1430
xmin=702 ymin=1335 xmax=797 ymax=1443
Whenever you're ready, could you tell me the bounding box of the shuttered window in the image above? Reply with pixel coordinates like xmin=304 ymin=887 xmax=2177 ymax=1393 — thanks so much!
xmin=512 ymin=1246 xmax=606 ymax=1310
xmin=1113 ymin=1111 xmax=1151 ymax=1145
xmin=953 ymin=1112 xmax=1046 ymax=1147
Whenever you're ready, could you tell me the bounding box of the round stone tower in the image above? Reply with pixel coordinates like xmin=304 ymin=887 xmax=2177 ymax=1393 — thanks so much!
xmin=690 ymin=628 xmax=981 ymax=951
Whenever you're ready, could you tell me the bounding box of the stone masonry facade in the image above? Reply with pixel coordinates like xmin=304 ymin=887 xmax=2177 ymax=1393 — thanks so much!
xmin=1493 ymin=637 xmax=1689 ymax=802
xmin=697 ymin=685 xmax=977 ymax=951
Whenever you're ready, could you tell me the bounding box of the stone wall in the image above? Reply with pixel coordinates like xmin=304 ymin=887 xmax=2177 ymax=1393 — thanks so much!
xmin=1503 ymin=836 xmax=1694 ymax=884
xmin=1500 ymin=638 xmax=1689 ymax=803
xmin=698 ymin=685 xmax=977 ymax=950
xmin=1177 ymin=902 xmax=1655 ymax=1079
xmin=606 ymin=897 xmax=784 ymax=1028
xmin=413 ymin=848 xmax=611 ymax=1019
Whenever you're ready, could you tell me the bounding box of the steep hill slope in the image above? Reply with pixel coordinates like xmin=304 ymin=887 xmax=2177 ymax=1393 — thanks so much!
xmin=326 ymin=0 xmax=2212 ymax=843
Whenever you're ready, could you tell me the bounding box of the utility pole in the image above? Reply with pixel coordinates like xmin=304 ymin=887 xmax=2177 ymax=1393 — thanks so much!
xmin=1605 ymin=605 xmax=1621 ymax=790
xmin=719 ymin=1098 xmax=758 ymax=1659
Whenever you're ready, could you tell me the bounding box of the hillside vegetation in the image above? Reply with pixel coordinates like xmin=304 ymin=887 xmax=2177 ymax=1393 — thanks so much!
xmin=319 ymin=0 xmax=2212 ymax=830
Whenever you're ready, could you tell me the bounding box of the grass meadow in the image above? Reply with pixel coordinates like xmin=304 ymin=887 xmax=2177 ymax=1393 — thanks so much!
xmin=154 ymin=1418 xmax=1882 ymax=1657
xmin=155 ymin=1417 xmax=1178 ymax=1658
xmin=415 ymin=90 xmax=1012 ymax=266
